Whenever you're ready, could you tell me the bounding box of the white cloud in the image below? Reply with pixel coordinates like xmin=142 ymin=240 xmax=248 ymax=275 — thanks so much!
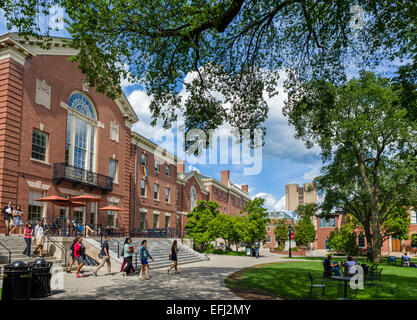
xmin=254 ymin=192 xmax=286 ymax=211
xmin=303 ymin=168 xmax=320 ymax=182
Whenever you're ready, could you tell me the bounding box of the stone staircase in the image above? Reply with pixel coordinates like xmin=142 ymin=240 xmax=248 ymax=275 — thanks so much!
xmin=104 ymin=238 xmax=207 ymax=270
xmin=0 ymin=235 xmax=62 ymax=280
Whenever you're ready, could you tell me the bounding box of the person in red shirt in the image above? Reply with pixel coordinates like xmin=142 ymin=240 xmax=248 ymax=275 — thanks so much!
xmin=22 ymin=222 xmax=33 ymax=256
xmin=73 ymin=236 xmax=85 ymax=278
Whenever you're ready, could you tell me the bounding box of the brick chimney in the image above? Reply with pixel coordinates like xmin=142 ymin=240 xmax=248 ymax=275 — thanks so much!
xmin=221 ymin=170 xmax=230 ymax=186
xmin=241 ymin=184 xmax=248 ymax=193
xmin=177 ymin=160 xmax=185 ymax=173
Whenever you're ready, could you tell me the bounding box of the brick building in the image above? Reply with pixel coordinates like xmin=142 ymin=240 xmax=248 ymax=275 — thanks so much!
xmin=0 ymin=33 xmax=252 ymax=236
xmin=312 ymin=209 xmax=417 ymax=256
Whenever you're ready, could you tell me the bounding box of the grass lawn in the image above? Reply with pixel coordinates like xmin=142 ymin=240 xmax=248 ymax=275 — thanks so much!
xmin=225 ymin=261 xmax=417 ymax=300
xmin=201 ymin=249 xmax=248 ymax=256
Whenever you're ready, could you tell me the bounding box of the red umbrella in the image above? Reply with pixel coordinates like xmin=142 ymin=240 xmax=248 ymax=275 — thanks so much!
xmin=35 ymin=195 xmax=69 ymax=219
xmin=99 ymin=206 xmax=125 ymax=211
xmin=69 ymin=195 xmax=101 ymax=226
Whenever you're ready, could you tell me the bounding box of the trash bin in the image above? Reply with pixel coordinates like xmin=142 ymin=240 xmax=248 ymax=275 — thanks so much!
xmin=245 ymin=247 xmax=251 ymax=256
xmin=29 ymin=258 xmax=52 ymax=298
xmin=1 ymin=261 xmax=31 ymax=300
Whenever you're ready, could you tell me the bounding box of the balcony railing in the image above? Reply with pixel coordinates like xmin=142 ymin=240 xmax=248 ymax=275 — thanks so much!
xmin=53 ymin=163 xmax=113 ymax=193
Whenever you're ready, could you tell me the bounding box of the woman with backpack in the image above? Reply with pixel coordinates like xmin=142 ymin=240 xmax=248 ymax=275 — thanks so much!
xmin=122 ymin=237 xmax=135 ymax=276
xmin=168 ymin=240 xmax=179 ymax=274
xmin=9 ymin=204 xmax=23 ymax=235
xmin=22 ymin=222 xmax=33 ymax=257
xmin=139 ymin=240 xmax=154 ymax=280
xmin=67 ymin=236 xmax=79 ymax=273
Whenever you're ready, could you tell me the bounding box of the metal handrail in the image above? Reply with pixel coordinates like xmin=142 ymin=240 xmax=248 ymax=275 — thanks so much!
xmin=45 ymin=234 xmax=68 ymax=266
xmin=0 ymin=240 xmax=11 ymax=265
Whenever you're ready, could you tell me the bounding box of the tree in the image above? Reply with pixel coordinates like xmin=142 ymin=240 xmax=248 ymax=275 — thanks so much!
xmin=381 ymin=207 xmax=411 ymax=243
xmin=2 ymin=1 xmax=416 ymax=143
xmin=185 ymin=200 xmax=219 ymax=250
xmin=285 ymin=71 xmax=417 ymax=262
xmin=294 ymin=216 xmax=316 ymax=247
xmin=273 ymin=219 xmax=288 ymax=245
xmin=327 ymin=216 xmax=359 ymax=255
xmin=211 ymin=213 xmax=246 ymax=251
xmin=241 ymin=198 xmax=269 ymax=244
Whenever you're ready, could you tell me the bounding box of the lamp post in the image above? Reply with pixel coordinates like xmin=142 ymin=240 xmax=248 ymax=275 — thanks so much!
xmin=288 ymin=224 xmax=292 ymax=258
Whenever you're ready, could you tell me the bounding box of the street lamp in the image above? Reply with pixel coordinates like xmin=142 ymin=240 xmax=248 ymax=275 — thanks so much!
xmin=288 ymin=224 xmax=292 ymax=258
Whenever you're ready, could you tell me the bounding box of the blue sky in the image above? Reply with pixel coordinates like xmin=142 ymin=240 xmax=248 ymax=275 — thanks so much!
xmin=1 ymin=8 xmax=404 ymax=212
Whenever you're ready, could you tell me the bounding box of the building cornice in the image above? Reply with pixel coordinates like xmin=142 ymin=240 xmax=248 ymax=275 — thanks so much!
xmin=132 ymin=131 xmax=178 ymax=166
xmin=0 ymin=35 xmax=35 ymax=65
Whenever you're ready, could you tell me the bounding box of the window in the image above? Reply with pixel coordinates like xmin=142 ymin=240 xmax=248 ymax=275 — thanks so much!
xmin=330 ymin=217 xmax=335 ymax=227
xmin=165 ymin=215 xmax=170 ymax=229
xmin=154 ymin=184 xmax=159 ymax=200
xmin=223 ymin=192 xmax=226 ymax=201
xmin=239 ymin=198 xmax=242 ymax=207
xmin=109 ymin=158 xmax=118 ymax=182
xmin=90 ymin=202 xmax=97 ymax=226
xmin=325 ymin=240 xmax=329 ymax=249
xmin=325 ymin=219 xmax=330 ymax=228
xmin=141 ymin=180 xmax=146 ymax=197
xmin=166 ymin=165 xmax=170 ymax=176
xmin=319 ymin=218 xmax=324 ymax=228
xmin=190 ymin=186 xmax=197 ymax=210
xmin=141 ymin=153 xmax=147 ymax=166
xmin=214 ymin=189 xmax=217 ymax=198
xmin=176 ymin=191 xmax=180 ymax=206
xmin=140 ymin=212 xmax=146 ymax=230
xmin=411 ymin=210 xmax=417 ymax=224
xmin=358 ymin=234 xmax=365 ymax=248
xmin=153 ymin=213 xmax=159 ymax=228
xmin=66 ymin=93 xmax=97 ymax=171
xmin=224 ymin=207 xmax=226 ymax=213
xmin=32 ymin=129 xmax=48 ymax=161
xmin=267 ymin=236 xmax=271 ymax=242
xmin=28 ymin=190 xmax=45 ymax=221
xmin=154 ymin=158 xmax=159 ymax=172
xmin=219 ymin=191 xmax=222 ymax=199
xmin=74 ymin=210 xmax=83 ymax=223
xmin=165 ymin=187 xmax=170 ymax=203
xmin=107 ymin=202 xmax=117 ymax=227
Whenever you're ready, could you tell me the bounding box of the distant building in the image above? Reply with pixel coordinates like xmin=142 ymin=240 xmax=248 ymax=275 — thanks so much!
xmin=264 ymin=210 xmax=294 ymax=249
xmin=285 ymin=183 xmax=317 ymax=211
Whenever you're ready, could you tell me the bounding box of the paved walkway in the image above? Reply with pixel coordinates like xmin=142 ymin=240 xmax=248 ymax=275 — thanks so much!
xmin=43 ymin=252 xmax=307 ymax=300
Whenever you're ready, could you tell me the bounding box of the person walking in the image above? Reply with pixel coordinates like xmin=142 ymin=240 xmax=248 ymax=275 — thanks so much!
xmin=67 ymin=236 xmax=79 ymax=273
xmin=22 ymin=222 xmax=33 ymax=257
xmin=122 ymin=237 xmax=135 ymax=276
xmin=9 ymin=204 xmax=23 ymax=235
xmin=93 ymin=235 xmax=111 ymax=276
xmin=139 ymin=240 xmax=154 ymax=280
xmin=73 ymin=236 xmax=84 ymax=278
xmin=2 ymin=201 xmax=14 ymax=236
xmin=254 ymin=240 xmax=260 ymax=259
xmin=168 ymin=240 xmax=179 ymax=274
xmin=33 ymin=220 xmax=45 ymax=257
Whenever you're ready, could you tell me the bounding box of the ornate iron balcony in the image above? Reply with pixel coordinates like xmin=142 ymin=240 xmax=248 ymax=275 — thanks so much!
xmin=53 ymin=163 xmax=113 ymax=193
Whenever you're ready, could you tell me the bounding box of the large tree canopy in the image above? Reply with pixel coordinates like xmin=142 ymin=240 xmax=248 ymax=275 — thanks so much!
xmin=284 ymin=71 xmax=417 ymax=262
xmin=2 ymin=1 xmax=416 ymax=142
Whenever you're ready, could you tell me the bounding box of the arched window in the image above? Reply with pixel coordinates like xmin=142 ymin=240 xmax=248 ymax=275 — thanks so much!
xmin=65 ymin=92 xmax=97 ymax=171
xmin=190 ymin=186 xmax=197 ymax=210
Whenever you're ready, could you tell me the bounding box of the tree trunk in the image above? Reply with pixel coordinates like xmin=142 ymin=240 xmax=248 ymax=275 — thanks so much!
xmin=372 ymin=209 xmax=382 ymax=263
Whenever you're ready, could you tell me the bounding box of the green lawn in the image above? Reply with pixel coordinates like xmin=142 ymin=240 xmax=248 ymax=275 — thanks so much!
xmin=225 ymin=261 xmax=417 ymax=300
xmin=201 ymin=249 xmax=248 ymax=256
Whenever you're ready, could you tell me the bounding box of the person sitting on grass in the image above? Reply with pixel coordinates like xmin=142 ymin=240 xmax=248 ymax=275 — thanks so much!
xmin=402 ymin=253 xmax=410 ymax=267
xmin=323 ymin=254 xmax=341 ymax=277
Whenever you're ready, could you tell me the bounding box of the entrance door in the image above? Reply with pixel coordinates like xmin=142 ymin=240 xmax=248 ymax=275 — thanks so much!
xmin=392 ymin=238 xmax=401 ymax=252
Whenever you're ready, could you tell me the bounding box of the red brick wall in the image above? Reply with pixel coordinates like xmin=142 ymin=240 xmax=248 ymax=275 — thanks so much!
xmin=0 ymin=58 xmax=24 ymax=233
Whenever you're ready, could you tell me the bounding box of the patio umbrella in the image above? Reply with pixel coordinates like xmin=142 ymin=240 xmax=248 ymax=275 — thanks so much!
xmin=69 ymin=195 xmax=101 ymax=226
xmin=35 ymin=195 xmax=68 ymax=220
xmin=98 ymin=206 xmax=125 ymax=211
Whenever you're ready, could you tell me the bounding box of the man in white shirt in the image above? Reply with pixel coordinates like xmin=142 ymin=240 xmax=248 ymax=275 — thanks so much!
xmin=344 ymin=255 xmax=358 ymax=275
